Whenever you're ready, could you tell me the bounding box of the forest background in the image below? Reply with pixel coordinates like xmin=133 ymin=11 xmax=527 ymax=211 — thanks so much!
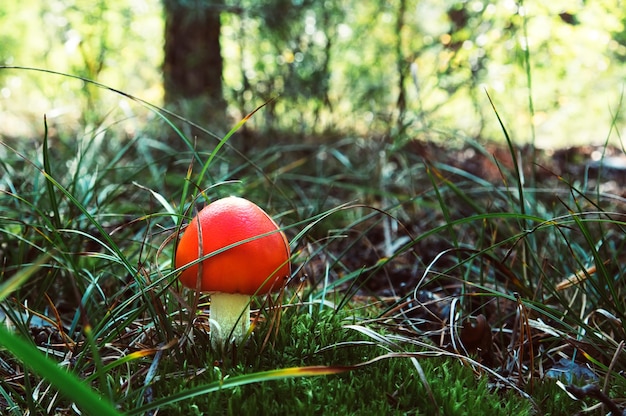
xmin=1 ymin=0 xmax=625 ymax=148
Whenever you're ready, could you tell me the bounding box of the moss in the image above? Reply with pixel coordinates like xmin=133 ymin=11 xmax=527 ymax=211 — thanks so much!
xmin=156 ymin=308 xmax=533 ymax=415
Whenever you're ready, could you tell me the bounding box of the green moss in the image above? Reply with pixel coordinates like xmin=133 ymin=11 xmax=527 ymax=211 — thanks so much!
xmin=154 ymin=308 xmax=533 ymax=415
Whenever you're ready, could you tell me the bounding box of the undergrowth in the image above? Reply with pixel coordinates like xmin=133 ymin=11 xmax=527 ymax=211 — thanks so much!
xmin=0 ymin=67 xmax=625 ymax=415
xmin=146 ymin=308 xmax=533 ymax=416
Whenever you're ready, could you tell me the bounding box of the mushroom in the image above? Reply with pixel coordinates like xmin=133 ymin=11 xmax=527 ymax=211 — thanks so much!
xmin=175 ymin=196 xmax=291 ymax=350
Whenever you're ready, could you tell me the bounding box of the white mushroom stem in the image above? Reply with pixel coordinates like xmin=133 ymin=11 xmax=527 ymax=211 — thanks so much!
xmin=209 ymin=292 xmax=251 ymax=351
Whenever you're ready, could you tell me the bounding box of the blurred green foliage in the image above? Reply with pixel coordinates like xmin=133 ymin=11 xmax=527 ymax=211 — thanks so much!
xmin=0 ymin=0 xmax=625 ymax=146
xmin=0 ymin=0 xmax=163 ymax=135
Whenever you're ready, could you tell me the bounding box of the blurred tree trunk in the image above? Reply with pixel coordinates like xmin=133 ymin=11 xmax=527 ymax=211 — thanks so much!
xmin=394 ymin=0 xmax=407 ymax=135
xmin=162 ymin=0 xmax=226 ymax=132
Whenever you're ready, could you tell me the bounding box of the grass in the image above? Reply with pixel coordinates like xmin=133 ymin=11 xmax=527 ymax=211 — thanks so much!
xmin=138 ymin=308 xmax=534 ymax=415
xmin=1 ymin=70 xmax=625 ymax=415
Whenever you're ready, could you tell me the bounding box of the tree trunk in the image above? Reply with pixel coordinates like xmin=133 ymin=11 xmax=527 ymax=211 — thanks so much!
xmin=162 ymin=0 xmax=226 ymax=131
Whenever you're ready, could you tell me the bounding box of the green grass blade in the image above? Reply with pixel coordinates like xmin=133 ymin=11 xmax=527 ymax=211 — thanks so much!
xmin=0 ymin=383 xmax=21 ymax=416
xmin=193 ymin=98 xmax=277 ymax=200
xmin=127 ymin=365 xmax=346 ymax=415
xmin=0 ymin=253 xmax=51 ymax=302
xmin=0 ymin=325 xmax=122 ymax=416
xmin=41 ymin=115 xmax=61 ymax=229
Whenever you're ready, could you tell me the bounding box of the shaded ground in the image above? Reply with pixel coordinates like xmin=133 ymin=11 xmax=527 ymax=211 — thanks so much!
xmin=317 ymin=140 xmax=626 ymax=294
xmin=300 ymin=139 xmax=626 ymax=383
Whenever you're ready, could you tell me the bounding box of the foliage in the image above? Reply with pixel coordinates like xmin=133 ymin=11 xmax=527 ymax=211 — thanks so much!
xmin=0 ymin=0 xmax=163 ymax=132
xmin=1 ymin=65 xmax=625 ymax=414
xmin=1 ymin=0 xmax=625 ymax=144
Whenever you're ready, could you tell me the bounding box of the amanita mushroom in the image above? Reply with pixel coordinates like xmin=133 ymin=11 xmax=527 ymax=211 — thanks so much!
xmin=175 ymin=196 xmax=291 ymax=350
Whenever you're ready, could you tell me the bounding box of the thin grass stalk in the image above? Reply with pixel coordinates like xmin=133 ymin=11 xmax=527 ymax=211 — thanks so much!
xmin=42 ymin=116 xmax=61 ymax=230
xmin=0 ymin=325 xmax=122 ymax=415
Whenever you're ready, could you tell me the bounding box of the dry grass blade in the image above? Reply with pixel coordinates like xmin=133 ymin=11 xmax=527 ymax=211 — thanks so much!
xmin=555 ymin=261 xmax=609 ymax=291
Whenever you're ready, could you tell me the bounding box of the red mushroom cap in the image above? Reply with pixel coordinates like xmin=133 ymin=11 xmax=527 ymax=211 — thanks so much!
xmin=175 ymin=196 xmax=290 ymax=295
